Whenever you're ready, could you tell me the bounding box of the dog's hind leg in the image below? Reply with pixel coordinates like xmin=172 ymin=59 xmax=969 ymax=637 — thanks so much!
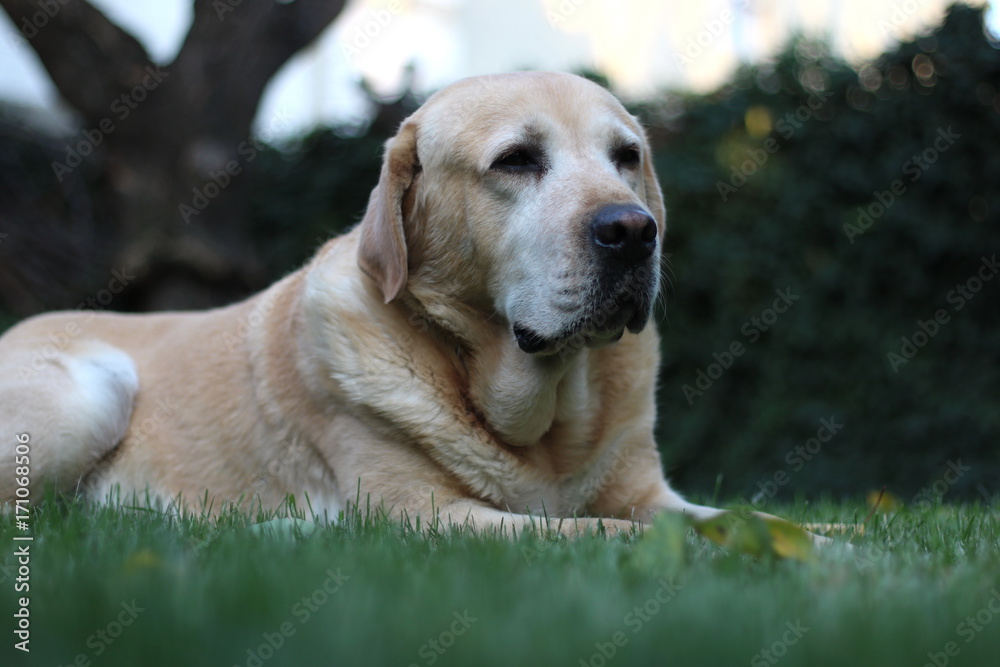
xmin=0 ymin=339 xmax=138 ymax=502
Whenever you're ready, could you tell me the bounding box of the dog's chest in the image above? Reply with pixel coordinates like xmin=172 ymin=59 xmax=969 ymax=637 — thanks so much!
xmin=489 ymin=418 xmax=613 ymax=516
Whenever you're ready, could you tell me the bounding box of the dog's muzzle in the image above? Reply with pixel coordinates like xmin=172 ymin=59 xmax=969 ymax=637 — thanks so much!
xmin=513 ymin=204 xmax=659 ymax=355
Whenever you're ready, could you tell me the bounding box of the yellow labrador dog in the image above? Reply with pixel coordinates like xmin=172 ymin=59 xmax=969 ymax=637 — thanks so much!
xmin=0 ymin=72 xmax=791 ymax=537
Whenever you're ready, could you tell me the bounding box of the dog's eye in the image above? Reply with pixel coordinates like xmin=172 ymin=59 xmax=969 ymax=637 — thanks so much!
xmin=613 ymin=145 xmax=641 ymax=169
xmin=491 ymin=148 xmax=543 ymax=173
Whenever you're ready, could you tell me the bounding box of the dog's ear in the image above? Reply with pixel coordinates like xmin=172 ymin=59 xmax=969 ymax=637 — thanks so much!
xmin=358 ymin=121 xmax=419 ymax=303
xmin=640 ymin=132 xmax=666 ymax=234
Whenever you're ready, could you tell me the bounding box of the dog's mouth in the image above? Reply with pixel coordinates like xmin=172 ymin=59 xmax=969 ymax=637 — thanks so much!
xmin=513 ymin=295 xmax=651 ymax=355
xmin=513 ymin=325 xmax=550 ymax=354
xmin=509 ymin=254 xmax=660 ymax=355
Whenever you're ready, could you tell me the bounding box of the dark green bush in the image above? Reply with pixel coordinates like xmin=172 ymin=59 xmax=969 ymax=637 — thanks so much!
xmin=247 ymin=129 xmax=388 ymax=277
xmin=649 ymin=4 xmax=999 ymax=501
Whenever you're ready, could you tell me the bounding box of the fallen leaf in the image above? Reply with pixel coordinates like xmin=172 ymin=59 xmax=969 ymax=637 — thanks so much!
xmin=759 ymin=515 xmax=815 ymax=561
xmin=866 ymin=488 xmax=902 ymax=513
xmin=123 ymin=549 xmax=162 ymax=574
xmin=691 ymin=511 xmax=815 ymax=562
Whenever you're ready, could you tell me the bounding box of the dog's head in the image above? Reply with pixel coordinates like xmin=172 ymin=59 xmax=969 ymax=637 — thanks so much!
xmin=358 ymin=72 xmax=665 ymax=356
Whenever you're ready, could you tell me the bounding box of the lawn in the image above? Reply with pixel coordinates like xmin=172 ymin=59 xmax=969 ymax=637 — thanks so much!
xmin=2 ymin=497 xmax=998 ymax=667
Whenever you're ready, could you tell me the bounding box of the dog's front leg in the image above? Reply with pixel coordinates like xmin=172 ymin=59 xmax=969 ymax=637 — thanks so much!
xmin=428 ymin=499 xmax=641 ymax=538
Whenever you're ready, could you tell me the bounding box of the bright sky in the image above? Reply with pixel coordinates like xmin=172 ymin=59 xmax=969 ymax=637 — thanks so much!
xmin=0 ymin=0 xmax=997 ymax=136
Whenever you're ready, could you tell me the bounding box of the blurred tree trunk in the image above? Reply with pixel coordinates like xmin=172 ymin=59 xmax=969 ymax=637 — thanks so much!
xmin=0 ymin=0 xmax=346 ymax=310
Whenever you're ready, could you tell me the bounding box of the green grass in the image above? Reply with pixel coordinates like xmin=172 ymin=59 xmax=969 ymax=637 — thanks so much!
xmin=2 ymin=498 xmax=998 ymax=667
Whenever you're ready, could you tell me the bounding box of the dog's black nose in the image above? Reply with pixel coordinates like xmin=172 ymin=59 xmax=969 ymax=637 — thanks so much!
xmin=590 ymin=204 xmax=657 ymax=264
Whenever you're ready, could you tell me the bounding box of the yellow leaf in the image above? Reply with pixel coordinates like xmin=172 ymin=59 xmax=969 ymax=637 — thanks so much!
xmin=866 ymin=489 xmax=902 ymax=513
xmin=691 ymin=511 xmax=815 ymax=562
xmin=123 ymin=549 xmax=162 ymax=574
xmin=760 ymin=516 xmax=815 ymax=561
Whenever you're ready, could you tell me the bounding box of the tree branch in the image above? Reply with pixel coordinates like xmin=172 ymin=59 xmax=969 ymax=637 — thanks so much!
xmin=171 ymin=0 xmax=347 ymax=135
xmin=0 ymin=0 xmax=153 ymax=122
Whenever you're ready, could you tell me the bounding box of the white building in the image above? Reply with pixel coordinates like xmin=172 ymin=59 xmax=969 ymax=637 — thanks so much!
xmin=0 ymin=0 xmax=992 ymax=136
